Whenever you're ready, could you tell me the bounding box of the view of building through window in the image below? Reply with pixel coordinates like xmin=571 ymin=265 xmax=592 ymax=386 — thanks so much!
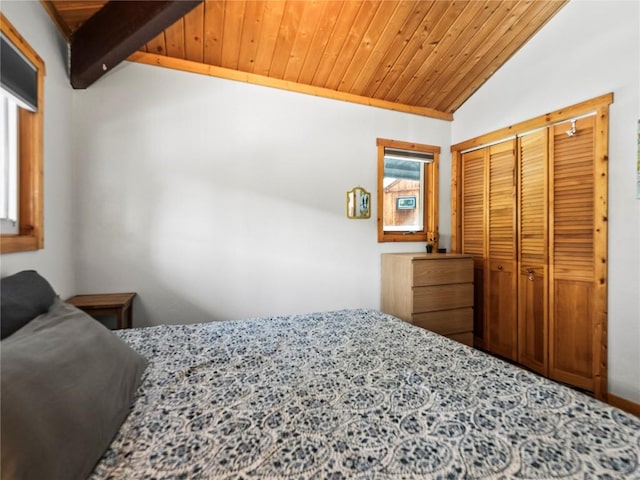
xmin=382 ymin=150 xmax=430 ymax=233
xmin=382 ymin=158 xmax=424 ymax=232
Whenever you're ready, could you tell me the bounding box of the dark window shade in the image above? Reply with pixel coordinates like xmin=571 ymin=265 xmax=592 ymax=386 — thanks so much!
xmin=384 ymin=148 xmax=434 ymax=162
xmin=1 ymin=34 xmax=37 ymax=112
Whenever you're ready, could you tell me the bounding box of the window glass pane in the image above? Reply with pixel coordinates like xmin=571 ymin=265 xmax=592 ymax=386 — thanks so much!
xmin=383 ymin=158 xmax=424 ymax=232
xmin=1 ymin=92 xmax=19 ymax=234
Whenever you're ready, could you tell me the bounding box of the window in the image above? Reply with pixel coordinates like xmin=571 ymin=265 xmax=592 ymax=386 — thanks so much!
xmin=377 ymin=138 xmax=439 ymax=244
xmin=0 ymin=14 xmax=45 ymax=254
xmin=1 ymin=93 xmax=19 ymax=234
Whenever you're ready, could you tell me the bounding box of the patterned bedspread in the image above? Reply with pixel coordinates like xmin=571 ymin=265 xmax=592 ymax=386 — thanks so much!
xmin=91 ymin=309 xmax=640 ymax=479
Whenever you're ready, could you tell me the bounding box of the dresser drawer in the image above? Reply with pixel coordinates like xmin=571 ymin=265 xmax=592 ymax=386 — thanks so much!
xmin=412 ymin=307 xmax=472 ymax=335
xmin=413 ymin=258 xmax=474 ymax=286
xmin=413 ymin=284 xmax=473 ymax=312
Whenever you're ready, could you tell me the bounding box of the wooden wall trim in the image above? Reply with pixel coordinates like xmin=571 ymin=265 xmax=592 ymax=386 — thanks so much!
xmin=451 ymin=93 xmax=613 ymax=152
xmin=39 ymin=0 xmax=72 ymax=41
xmin=127 ymin=51 xmax=454 ymax=121
xmin=593 ymin=105 xmax=609 ymax=400
xmin=608 ymin=394 xmax=640 ymax=418
xmin=450 ymin=150 xmax=461 ymax=253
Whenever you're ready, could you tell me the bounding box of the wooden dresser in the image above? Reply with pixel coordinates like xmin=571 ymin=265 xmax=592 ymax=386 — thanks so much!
xmin=381 ymin=253 xmax=474 ymax=346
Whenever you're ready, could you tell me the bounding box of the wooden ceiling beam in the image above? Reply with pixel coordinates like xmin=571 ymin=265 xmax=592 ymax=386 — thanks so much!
xmin=70 ymin=0 xmax=202 ymax=89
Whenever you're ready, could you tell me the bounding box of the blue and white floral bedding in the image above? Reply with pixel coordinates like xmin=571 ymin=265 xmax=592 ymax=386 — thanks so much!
xmin=91 ymin=309 xmax=640 ymax=479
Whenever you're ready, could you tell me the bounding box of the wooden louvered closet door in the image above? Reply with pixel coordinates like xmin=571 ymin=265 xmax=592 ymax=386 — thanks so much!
xmin=461 ymin=148 xmax=487 ymax=349
xmin=486 ymin=140 xmax=517 ymax=361
xmin=453 ymin=95 xmax=610 ymax=397
xmin=549 ymin=116 xmax=600 ymax=392
xmin=517 ymin=130 xmax=548 ymax=375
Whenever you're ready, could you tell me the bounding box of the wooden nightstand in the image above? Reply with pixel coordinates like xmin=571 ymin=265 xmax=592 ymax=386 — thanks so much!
xmin=66 ymin=293 xmax=137 ymax=330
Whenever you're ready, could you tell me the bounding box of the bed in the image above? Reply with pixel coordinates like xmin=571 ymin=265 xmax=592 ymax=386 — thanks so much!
xmin=2 ymin=271 xmax=640 ymax=479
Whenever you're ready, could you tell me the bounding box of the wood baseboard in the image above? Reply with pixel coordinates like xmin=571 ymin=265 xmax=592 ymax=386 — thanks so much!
xmin=608 ymin=394 xmax=640 ymax=417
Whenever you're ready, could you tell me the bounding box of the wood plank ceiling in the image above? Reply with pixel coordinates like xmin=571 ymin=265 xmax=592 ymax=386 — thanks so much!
xmin=44 ymin=0 xmax=567 ymax=119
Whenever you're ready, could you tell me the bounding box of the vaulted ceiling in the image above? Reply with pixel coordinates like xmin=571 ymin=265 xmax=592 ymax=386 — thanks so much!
xmin=42 ymin=0 xmax=567 ymax=120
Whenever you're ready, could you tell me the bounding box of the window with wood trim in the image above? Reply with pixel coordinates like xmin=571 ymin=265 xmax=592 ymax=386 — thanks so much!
xmin=0 ymin=14 xmax=45 ymax=254
xmin=377 ymin=138 xmax=439 ymax=244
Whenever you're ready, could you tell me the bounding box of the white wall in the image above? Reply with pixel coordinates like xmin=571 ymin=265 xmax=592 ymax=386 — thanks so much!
xmin=0 ymin=1 xmax=75 ymax=298
xmin=453 ymin=0 xmax=640 ymax=402
xmin=72 ymin=63 xmax=450 ymax=326
xmin=5 ymin=0 xmax=633 ymax=403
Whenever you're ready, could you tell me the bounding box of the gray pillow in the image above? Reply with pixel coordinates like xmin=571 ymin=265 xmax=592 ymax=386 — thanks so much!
xmin=1 ymin=298 xmax=148 ymax=480
xmin=1 ymin=270 xmax=57 ymax=339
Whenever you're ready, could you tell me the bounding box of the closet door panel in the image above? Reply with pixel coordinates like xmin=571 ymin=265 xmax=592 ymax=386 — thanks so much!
xmin=550 ymin=280 xmax=594 ymax=391
xmin=472 ymin=264 xmax=484 ymax=348
xmin=487 ymin=259 xmax=517 ymax=360
xmin=461 ymin=148 xmax=487 ymax=348
xmin=488 ymin=142 xmax=516 ymax=260
xmin=486 ymin=141 xmax=517 ymax=360
xmin=517 ymin=130 xmax=548 ymax=375
xmin=518 ymin=267 xmax=546 ymax=374
xmin=549 ymin=116 xmax=597 ymax=390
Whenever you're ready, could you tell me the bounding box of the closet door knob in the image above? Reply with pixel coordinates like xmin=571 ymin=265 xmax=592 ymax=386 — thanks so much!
xmin=527 ymin=269 xmax=535 ymax=281
xmin=497 ymin=264 xmax=503 ymax=271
